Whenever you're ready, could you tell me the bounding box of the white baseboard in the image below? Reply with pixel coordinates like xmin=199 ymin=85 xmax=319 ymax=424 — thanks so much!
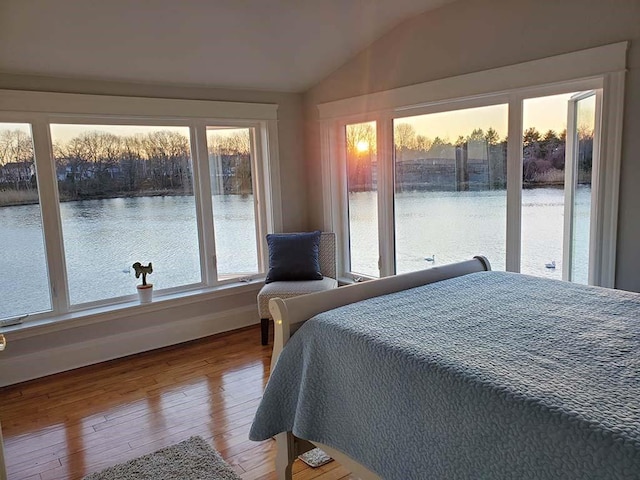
xmin=0 ymin=305 xmax=258 ymax=387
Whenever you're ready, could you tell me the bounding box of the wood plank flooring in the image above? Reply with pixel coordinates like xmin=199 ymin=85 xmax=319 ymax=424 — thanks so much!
xmin=0 ymin=326 xmax=357 ymax=480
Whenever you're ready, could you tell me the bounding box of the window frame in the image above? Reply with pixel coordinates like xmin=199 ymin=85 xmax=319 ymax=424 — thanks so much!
xmin=0 ymin=90 xmax=281 ymax=323
xmin=319 ymin=42 xmax=627 ymax=287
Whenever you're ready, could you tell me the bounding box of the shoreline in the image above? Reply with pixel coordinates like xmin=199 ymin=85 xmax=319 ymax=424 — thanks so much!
xmin=0 ymin=189 xmax=195 ymax=208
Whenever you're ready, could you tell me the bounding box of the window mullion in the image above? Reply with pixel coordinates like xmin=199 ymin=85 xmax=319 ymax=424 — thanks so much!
xmin=333 ymin=122 xmax=350 ymax=278
xmin=264 ymin=119 xmax=283 ymax=234
xmin=506 ymin=96 xmax=523 ymax=273
xmin=588 ymin=89 xmax=604 ymax=286
xmin=594 ymin=71 xmax=624 ymax=288
xmin=377 ymin=115 xmax=395 ymax=277
xmin=562 ymin=98 xmax=579 ymax=281
xmin=32 ymin=119 xmax=70 ymax=313
xmin=192 ymin=122 xmax=217 ymax=285
xmin=250 ymin=123 xmax=270 ymax=274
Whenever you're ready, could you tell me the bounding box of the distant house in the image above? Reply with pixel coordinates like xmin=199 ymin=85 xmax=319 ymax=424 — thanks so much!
xmin=0 ymin=161 xmax=35 ymax=187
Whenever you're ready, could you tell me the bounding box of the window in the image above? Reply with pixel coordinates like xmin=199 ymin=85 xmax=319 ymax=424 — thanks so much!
xmin=320 ymin=43 xmax=625 ymax=287
xmin=345 ymin=121 xmax=379 ymax=277
xmin=0 ymin=91 xmax=280 ymax=323
xmin=393 ymin=105 xmax=508 ymax=273
xmin=565 ymin=92 xmax=598 ymax=285
xmin=207 ymin=126 xmax=260 ymax=279
xmin=0 ymin=123 xmax=51 ymax=319
xmin=49 ymin=124 xmax=201 ymax=305
xmin=521 ymin=92 xmax=599 ymax=283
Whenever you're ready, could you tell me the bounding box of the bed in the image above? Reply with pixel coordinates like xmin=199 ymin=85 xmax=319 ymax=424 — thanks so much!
xmin=249 ymin=257 xmax=640 ymax=479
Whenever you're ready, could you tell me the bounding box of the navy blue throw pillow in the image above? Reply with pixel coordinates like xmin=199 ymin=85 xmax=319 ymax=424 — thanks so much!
xmin=265 ymin=231 xmax=323 ymax=283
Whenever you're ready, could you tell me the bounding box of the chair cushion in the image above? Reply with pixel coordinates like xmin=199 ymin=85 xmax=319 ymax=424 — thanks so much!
xmin=265 ymin=231 xmax=323 ymax=284
xmin=257 ymin=277 xmax=338 ymax=318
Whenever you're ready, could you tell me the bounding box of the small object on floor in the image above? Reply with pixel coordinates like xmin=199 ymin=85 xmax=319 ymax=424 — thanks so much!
xmin=298 ymin=447 xmax=333 ymax=468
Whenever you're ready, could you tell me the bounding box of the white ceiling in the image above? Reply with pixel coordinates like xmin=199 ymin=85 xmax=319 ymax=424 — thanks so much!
xmin=0 ymin=0 xmax=456 ymax=92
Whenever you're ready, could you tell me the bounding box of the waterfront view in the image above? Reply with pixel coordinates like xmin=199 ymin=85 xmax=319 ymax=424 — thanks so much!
xmin=0 ymin=122 xmax=260 ymax=319
xmin=0 ymin=188 xmax=590 ymax=319
xmin=0 ymin=91 xmax=596 ymax=320
xmin=348 ymin=187 xmax=590 ymax=279
xmin=346 ymin=92 xmax=595 ymax=284
xmin=0 ymin=194 xmax=258 ymax=319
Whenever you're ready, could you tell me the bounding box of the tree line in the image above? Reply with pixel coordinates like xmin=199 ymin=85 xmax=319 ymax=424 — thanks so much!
xmin=347 ymin=123 xmax=594 ymax=190
xmin=0 ymin=128 xmax=252 ymax=204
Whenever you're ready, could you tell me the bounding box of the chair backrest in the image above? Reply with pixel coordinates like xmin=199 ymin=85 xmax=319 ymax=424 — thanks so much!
xmin=318 ymin=232 xmax=336 ymax=280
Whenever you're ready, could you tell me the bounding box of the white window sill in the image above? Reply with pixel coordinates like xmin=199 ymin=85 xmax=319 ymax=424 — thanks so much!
xmin=1 ymin=279 xmax=264 ymax=341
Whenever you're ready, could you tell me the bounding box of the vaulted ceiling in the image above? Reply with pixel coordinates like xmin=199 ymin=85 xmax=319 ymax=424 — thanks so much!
xmin=0 ymin=0 xmax=456 ymax=92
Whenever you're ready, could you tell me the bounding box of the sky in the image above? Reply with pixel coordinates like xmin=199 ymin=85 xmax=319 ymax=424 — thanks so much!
xmin=398 ymin=92 xmax=595 ymax=142
xmin=0 ymin=124 xmax=247 ymax=144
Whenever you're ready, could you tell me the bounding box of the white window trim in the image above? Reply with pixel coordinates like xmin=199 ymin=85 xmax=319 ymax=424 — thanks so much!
xmin=319 ymin=42 xmax=627 ymax=287
xmin=0 ymin=90 xmax=278 ymax=120
xmin=0 ymin=89 xmax=282 ymax=326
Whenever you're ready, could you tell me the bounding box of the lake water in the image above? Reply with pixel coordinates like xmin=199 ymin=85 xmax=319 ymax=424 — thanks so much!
xmin=349 ymin=186 xmax=590 ymax=279
xmin=0 ymin=188 xmax=590 ymax=319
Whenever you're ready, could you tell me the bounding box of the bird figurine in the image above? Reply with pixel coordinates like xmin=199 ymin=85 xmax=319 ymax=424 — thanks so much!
xmin=545 ymin=260 xmax=556 ymax=269
xmin=133 ymin=262 xmax=153 ymax=285
xmin=425 ymin=254 xmax=435 ymax=262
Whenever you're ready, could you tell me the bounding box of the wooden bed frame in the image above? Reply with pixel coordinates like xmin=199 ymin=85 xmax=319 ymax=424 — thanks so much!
xmin=267 ymin=256 xmax=491 ymax=480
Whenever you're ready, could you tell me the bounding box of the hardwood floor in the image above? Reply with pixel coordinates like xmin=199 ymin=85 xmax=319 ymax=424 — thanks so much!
xmin=0 ymin=326 xmax=356 ymax=480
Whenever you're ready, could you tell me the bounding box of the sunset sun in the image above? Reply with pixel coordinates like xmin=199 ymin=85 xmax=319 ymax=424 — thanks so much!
xmin=356 ymin=140 xmax=369 ymax=152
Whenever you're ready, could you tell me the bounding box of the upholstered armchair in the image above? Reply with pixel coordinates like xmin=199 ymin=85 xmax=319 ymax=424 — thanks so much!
xmin=258 ymin=232 xmax=337 ymax=345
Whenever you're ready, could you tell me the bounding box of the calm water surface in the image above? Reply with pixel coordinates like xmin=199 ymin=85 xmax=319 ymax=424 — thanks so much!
xmin=349 ymin=187 xmax=590 ymax=279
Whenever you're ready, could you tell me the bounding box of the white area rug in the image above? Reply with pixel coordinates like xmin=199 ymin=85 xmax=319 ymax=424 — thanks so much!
xmin=82 ymin=436 xmax=241 ymax=480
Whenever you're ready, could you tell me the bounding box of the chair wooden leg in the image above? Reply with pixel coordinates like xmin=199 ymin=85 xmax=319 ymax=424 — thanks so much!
xmin=261 ymin=318 xmax=269 ymax=345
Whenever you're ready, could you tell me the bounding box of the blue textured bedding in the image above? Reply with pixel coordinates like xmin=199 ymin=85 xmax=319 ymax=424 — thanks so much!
xmin=249 ymin=271 xmax=640 ymax=479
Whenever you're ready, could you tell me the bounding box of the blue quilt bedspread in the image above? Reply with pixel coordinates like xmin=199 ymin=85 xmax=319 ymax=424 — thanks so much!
xmin=249 ymin=271 xmax=640 ymax=479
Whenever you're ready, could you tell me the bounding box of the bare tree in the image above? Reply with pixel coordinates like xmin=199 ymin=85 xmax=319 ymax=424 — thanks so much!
xmin=393 ymin=123 xmax=417 ymax=161
xmin=346 ymin=123 xmax=376 ymax=191
xmin=346 ymin=123 xmax=375 ymax=155
xmin=0 ymin=129 xmax=35 ymax=190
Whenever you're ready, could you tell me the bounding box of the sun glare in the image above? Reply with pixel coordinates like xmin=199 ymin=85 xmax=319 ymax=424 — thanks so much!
xmin=356 ymin=140 xmax=369 ymax=152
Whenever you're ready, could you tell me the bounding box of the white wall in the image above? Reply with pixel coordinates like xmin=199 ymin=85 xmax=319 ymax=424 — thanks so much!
xmin=0 ymin=74 xmax=308 ymax=385
xmin=303 ymin=0 xmax=640 ymax=291
xmin=0 ymin=286 xmax=261 ymax=387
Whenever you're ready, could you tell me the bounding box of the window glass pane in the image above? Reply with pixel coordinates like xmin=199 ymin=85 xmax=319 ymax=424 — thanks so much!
xmin=571 ymin=95 xmax=595 ymax=284
xmin=346 ymin=121 xmax=378 ymax=277
xmin=207 ymin=127 xmax=258 ymax=279
xmin=521 ymin=93 xmax=575 ymax=279
xmin=51 ymin=124 xmax=200 ymax=305
xmin=0 ymin=123 xmax=52 ymax=318
xmin=394 ymin=105 xmax=508 ymax=274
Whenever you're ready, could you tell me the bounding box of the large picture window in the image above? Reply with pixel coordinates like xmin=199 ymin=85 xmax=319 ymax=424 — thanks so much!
xmin=320 ymin=43 xmax=625 ymax=287
xmin=0 ymin=91 xmax=280 ymax=324
xmin=50 ymin=124 xmax=200 ymax=305
xmin=393 ymin=104 xmax=508 ymax=273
